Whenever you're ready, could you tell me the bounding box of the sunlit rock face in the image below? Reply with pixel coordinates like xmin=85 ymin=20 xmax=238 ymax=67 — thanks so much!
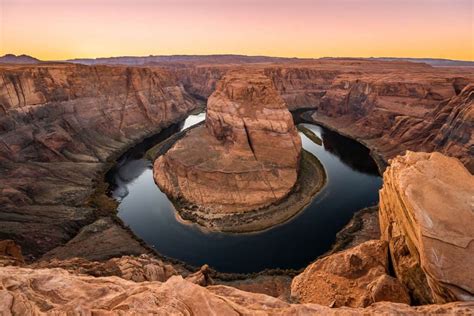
xmin=0 ymin=64 xmax=197 ymax=259
xmin=154 ymin=70 xmax=301 ymax=214
xmin=379 ymin=151 xmax=474 ymax=304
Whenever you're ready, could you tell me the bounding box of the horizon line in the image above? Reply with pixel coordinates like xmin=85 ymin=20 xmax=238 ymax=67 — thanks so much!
xmin=3 ymin=53 xmax=473 ymax=63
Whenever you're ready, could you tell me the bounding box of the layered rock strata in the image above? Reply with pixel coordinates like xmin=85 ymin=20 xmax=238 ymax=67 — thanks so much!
xmin=379 ymin=151 xmax=474 ymax=304
xmin=154 ymin=70 xmax=305 ymax=230
xmin=0 ymin=64 xmax=197 ymax=259
xmin=173 ymin=61 xmax=473 ymax=171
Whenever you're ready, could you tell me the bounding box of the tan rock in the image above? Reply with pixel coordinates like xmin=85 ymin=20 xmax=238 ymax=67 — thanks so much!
xmin=32 ymin=254 xmax=178 ymax=282
xmin=291 ymin=240 xmax=410 ymax=307
xmin=379 ymin=151 xmax=474 ymax=304
xmin=185 ymin=264 xmax=213 ymax=286
xmin=0 ymin=264 xmax=472 ymax=315
xmin=154 ymin=70 xmax=301 ymax=222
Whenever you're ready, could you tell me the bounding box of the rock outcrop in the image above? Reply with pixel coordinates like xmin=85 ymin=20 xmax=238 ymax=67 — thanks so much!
xmin=31 ymin=254 xmax=179 ymax=282
xmin=379 ymin=151 xmax=474 ymax=304
xmin=0 ymin=263 xmax=472 ymax=315
xmin=291 ymin=240 xmax=410 ymax=307
xmin=0 ymin=64 xmax=197 ymax=259
xmin=154 ymin=70 xmax=305 ymax=231
xmin=0 ymin=240 xmax=24 ymax=267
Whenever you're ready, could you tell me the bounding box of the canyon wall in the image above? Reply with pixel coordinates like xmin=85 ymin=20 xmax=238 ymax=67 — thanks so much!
xmin=173 ymin=61 xmax=473 ymax=171
xmin=0 ymin=64 xmax=197 ymax=259
xmin=379 ymin=151 xmax=474 ymax=304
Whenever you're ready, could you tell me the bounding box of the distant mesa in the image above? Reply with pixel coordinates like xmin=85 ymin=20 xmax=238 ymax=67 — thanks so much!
xmin=0 ymin=54 xmax=41 ymax=64
xmin=66 ymin=55 xmax=474 ymax=67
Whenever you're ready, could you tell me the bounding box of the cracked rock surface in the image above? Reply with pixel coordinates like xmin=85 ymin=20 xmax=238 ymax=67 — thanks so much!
xmin=379 ymin=151 xmax=474 ymax=304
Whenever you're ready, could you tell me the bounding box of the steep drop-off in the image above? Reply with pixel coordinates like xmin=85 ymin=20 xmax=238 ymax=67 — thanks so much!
xmin=0 ymin=64 xmax=197 ymax=259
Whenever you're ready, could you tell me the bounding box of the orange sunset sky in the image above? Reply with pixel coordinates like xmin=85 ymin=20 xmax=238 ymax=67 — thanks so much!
xmin=0 ymin=0 xmax=473 ymax=61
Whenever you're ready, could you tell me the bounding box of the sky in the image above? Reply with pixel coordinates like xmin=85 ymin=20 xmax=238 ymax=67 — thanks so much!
xmin=0 ymin=0 xmax=473 ymax=61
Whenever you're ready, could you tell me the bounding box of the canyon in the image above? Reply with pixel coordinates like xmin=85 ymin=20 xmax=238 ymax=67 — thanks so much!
xmin=0 ymin=63 xmax=198 ymax=260
xmin=0 ymin=58 xmax=473 ymax=314
xmin=174 ymin=60 xmax=474 ymax=172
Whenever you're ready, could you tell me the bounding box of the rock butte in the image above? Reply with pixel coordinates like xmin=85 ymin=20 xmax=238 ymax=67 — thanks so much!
xmin=154 ymin=70 xmax=302 ymax=218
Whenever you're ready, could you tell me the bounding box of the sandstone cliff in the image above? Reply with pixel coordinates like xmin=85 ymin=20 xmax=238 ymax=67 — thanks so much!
xmin=154 ymin=70 xmax=302 ymax=226
xmin=0 ymin=64 xmax=197 ymax=259
xmin=173 ymin=60 xmax=473 ymax=171
xmin=379 ymin=151 xmax=474 ymax=304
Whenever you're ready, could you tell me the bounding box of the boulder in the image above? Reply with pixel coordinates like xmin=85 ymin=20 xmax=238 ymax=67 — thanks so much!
xmin=291 ymin=240 xmax=410 ymax=307
xmin=379 ymin=151 xmax=474 ymax=304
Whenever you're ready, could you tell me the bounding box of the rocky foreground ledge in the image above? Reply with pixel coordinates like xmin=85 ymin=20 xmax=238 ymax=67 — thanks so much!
xmin=0 ymin=241 xmax=472 ymax=314
xmin=0 ymin=64 xmax=198 ymax=259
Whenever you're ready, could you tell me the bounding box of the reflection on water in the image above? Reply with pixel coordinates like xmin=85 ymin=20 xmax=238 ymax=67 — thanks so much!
xmin=321 ymin=128 xmax=379 ymax=176
xmin=107 ymin=115 xmax=382 ymax=273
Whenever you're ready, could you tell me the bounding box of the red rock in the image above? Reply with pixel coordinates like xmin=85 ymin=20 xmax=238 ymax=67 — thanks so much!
xmin=154 ymin=70 xmax=301 ymax=217
xmin=174 ymin=60 xmax=473 ymax=171
xmin=291 ymin=240 xmax=410 ymax=307
xmin=379 ymin=151 xmax=474 ymax=303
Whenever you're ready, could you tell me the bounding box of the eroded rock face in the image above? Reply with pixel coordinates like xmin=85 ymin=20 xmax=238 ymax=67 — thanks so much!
xmin=0 ymin=264 xmax=472 ymax=315
xmin=154 ymin=70 xmax=301 ymax=215
xmin=291 ymin=240 xmax=410 ymax=307
xmin=0 ymin=64 xmax=197 ymax=259
xmin=379 ymin=151 xmax=474 ymax=304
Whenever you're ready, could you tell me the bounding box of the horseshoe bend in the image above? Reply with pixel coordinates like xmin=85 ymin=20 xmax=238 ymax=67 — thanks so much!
xmin=153 ymin=70 xmax=327 ymax=232
xmin=0 ymin=55 xmax=473 ymax=314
